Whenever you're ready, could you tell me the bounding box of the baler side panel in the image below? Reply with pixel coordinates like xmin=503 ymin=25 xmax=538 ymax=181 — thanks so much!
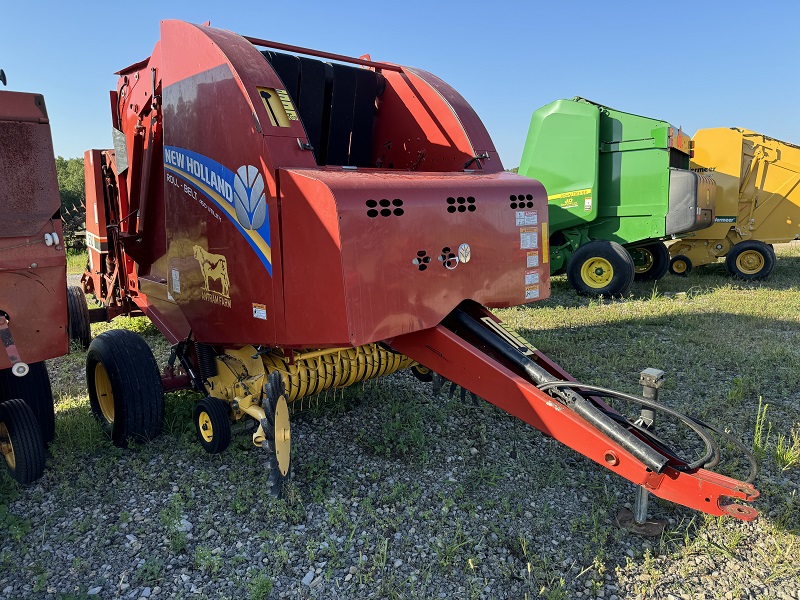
xmin=158 ymin=20 xmax=311 ymax=346
xmin=0 ymin=91 xmax=68 ymax=366
xmin=518 ymin=99 xmax=599 ymax=233
xmin=279 ymin=169 xmax=550 ymax=348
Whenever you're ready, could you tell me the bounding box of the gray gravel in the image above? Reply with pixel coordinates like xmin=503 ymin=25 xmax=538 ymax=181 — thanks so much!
xmin=1 ymin=271 xmax=799 ymax=598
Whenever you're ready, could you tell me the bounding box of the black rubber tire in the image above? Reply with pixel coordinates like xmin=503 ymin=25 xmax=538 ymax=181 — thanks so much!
xmin=630 ymin=242 xmax=670 ymax=282
xmin=262 ymin=372 xmax=291 ymax=498
xmin=193 ymin=397 xmax=231 ymax=454
xmin=566 ymin=241 xmax=635 ymax=297
xmin=409 ymin=364 xmax=433 ymax=383
xmin=669 ymin=254 xmax=692 ymax=277
xmin=86 ymin=330 xmax=164 ymax=446
xmin=0 ymin=399 xmax=46 ymax=484
xmin=67 ymin=286 xmax=91 ymax=350
xmin=0 ymin=362 xmax=55 ymax=445
xmin=725 ymin=241 xmax=776 ymax=280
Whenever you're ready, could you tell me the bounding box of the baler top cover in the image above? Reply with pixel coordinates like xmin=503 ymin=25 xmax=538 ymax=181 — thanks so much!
xmin=101 ymin=21 xmax=550 ymax=348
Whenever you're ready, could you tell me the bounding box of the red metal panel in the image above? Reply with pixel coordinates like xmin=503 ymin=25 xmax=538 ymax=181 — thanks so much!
xmin=280 ymin=169 xmax=549 ymax=347
xmin=0 ymin=91 xmax=67 ymax=365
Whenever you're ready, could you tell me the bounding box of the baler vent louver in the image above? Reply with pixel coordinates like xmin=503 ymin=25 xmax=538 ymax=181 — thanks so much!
xmin=510 ymin=194 xmax=535 ymax=209
xmin=366 ymin=198 xmax=404 ymax=218
xmin=446 ymin=196 xmax=476 ymax=213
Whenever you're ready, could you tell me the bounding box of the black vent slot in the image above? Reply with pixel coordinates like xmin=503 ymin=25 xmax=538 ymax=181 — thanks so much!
xmin=446 ymin=196 xmax=476 ymax=213
xmin=261 ymin=51 xmax=384 ymax=168
xmin=412 ymin=250 xmax=432 ymax=271
xmin=510 ymin=194 xmax=534 ymax=209
xmin=366 ymin=198 xmax=403 ymax=218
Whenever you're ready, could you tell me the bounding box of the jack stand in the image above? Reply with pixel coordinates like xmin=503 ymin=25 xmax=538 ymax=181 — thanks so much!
xmin=616 ymin=368 xmax=669 ymax=537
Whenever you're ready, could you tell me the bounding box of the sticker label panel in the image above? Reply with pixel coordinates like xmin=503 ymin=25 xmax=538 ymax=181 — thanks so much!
xmin=515 ymin=211 xmax=538 ymax=226
xmin=520 ymin=227 xmax=538 ymax=250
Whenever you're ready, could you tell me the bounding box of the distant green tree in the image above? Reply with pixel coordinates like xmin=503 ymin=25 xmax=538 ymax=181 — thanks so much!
xmin=55 ymin=156 xmax=85 ymax=246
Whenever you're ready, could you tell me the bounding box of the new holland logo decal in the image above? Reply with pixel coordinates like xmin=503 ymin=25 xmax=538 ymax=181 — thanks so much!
xmin=164 ymin=146 xmax=272 ymax=276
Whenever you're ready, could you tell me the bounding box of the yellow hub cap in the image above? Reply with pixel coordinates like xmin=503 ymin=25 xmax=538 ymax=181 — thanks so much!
xmin=0 ymin=422 xmax=16 ymax=470
xmin=672 ymin=260 xmax=687 ymax=274
xmin=736 ymin=250 xmax=764 ymax=275
xmin=274 ymin=395 xmax=291 ymax=476
xmin=95 ymin=363 xmax=115 ymax=423
xmin=198 ymin=411 xmax=214 ymax=442
xmin=581 ymin=257 xmax=614 ymax=288
xmin=633 ymin=248 xmax=655 ymax=274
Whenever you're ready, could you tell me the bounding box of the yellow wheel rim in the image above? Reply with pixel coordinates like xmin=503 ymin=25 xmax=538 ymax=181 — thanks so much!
xmin=274 ymin=395 xmax=291 ymax=476
xmin=736 ymin=250 xmax=764 ymax=275
xmin=0 ymin=422 xmax=16 ymax=470
xmin=95 ymin=363 xmax=115 ymax=423
xmin=415 ymin=365 xmax=431 ymax=375
xmin=633 ymin=248 xmax=655 ymax=274
xmin=672 ymin=259 xmax=687 ymax=274
xmin=580 ymin=257 xmax=614 ymax=289
xmin=198 ymin=411 xmax=214 ymax=443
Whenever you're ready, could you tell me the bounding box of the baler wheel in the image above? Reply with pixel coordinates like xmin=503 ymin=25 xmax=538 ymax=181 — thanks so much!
xmin=193 ymin=397 xmax=231 ymax=454
xmin=66 ymin=286 xmax=91 ymax=350
xmin=410 ymin=364 xmax=433 ymax=382
xmin=0 ymin=361 xmax=55 ymax=445
xmin=87 ymin=330 xmax=164 ymax=446
xmin=567 ymin=241 xmax=634 ymax=297
xmin=725 ymin=241 xmax=776 ymax=280
xmin=0 ymin=399 xmax=45 ymax=484
xmin=669 ymin=254 xmax=692 ymax=277
xmin=262 ymin=372 xmax=291 ymax=498
xmin=630 ymin=242 xmax=670 ymax=282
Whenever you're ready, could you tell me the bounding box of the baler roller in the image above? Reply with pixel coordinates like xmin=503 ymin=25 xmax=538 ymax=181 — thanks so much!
xmin=260 ymin=344 xmax=414 ymax=406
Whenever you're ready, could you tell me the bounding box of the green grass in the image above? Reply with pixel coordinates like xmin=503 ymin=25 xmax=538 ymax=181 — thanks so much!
xmin=66 ymin=249 xmax=87 ymax=276
xmin=3 ymin=242 xmax=799 ymax=598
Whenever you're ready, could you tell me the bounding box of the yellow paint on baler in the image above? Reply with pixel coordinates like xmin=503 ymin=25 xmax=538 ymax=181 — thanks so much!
xmin=670 ymin=128 xmax=800 ymax=268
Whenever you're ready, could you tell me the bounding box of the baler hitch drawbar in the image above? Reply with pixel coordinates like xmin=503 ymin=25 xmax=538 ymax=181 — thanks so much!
xmin=391 ymin=303 xmax=759 ymax=522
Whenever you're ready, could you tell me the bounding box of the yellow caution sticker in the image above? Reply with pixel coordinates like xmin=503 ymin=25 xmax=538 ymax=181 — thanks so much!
xmin=257 ymin=87 xmax=298 ymax=127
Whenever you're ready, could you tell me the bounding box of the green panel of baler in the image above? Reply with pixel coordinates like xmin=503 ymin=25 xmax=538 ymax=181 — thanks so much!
xmin=518 ymin=99 xmax=599 ymax=232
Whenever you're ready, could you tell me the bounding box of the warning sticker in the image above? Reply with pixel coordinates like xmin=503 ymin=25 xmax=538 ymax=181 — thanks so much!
xmin=171 ymin=268 xmax=181 ymax=294
xmin=526 ymin=251 xmax=539 ymax=268
xmin=525 ymin=286 xmax=540 ymax=300
xmin=520 ymin=227 xmax=538 ymax=250
xmin=525 ymin=270 xmax=539 ymax=285
xmin=515 ymin=211 xmax=538 ymax=226
xmin=252 ymin=303 xmax=267 ymax=320
xmin=584 ymin=197 xmax=593 ymax=211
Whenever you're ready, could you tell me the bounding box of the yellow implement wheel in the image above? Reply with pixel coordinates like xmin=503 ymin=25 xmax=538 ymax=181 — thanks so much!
xmin=735 ymin=250 xmax=764 ymax=275
xmin=193 ymin=397 xmax=231 ymax=454
xmin=725 ymin=241 xmax=776 ymax=281
xmin=580 ymin=257 xmax=614 ymax=289
xmin=87 ymin=330 xmax=165 ymax=446
xmin=274 ymin=395 xmax=291 ymax=476
xmin=669 ymin=254 xmax=692 ymax=277
xmin=567 ymin=241 xmax=635 ymax=297
xmin=630 ymin=242 xmax=670 ymax=282
xmin=94 ymin=362 xmax=115 ymax=424
xmin=0 ymin=399 xmax=45 ymax=484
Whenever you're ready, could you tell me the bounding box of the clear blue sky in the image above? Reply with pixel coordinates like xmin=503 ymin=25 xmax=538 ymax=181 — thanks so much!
xmin=3 ymin=1 xmax=798 ymax=167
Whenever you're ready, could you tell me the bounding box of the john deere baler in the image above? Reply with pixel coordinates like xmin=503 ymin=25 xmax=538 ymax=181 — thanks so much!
xmin=519 ymin=98 xmax=716 ymax=296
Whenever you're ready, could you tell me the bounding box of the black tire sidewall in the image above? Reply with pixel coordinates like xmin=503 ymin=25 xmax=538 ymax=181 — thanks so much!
xmin=67 ymin=286 xmax=91 ymax=350
xmin=567 ymin=241 xmax=634 ymax=297
xmin=725 ymin=241 xmax=776 ymax=280
xmin=193 ymin=397 xmax=231 ymax=454
xmin=0 ymin=398 xmax=46 ymax=484
xmin=631 ymin=242 xmax=670 ymax=282
xmin=0 ymin=362 xmax=55 ymax=445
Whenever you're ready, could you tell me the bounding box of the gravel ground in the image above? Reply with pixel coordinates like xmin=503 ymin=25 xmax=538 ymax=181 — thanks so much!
xmin=2 ymin=266 xmax=799 ymax=599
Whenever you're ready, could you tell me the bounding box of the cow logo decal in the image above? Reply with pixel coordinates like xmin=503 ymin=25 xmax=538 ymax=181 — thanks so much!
xmin=193 ymin=245 xmax=232 ymax=308
xmin=233 ymin=166 xmax=267 ymax=230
